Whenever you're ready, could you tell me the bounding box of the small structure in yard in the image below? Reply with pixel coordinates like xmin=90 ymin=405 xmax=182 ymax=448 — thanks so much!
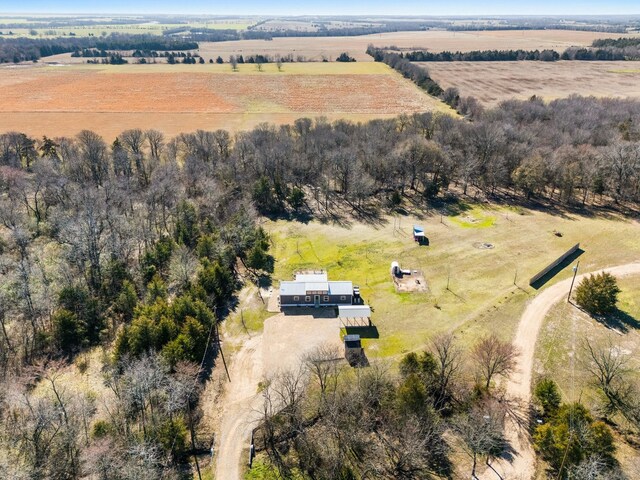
xmin=279 ymin=270 xmax=354 ymax=308
xmin=391 ymin=261 xmax=428 ymax=293
xmin=338 ymin=304 xmax=372 ymax=327
xmin=390 ymin=261 xmax=411 ymax=278
xmin=413 ymin=225 xmax=427 ymax=244
xmin=344 ymin=334 xmax=366 ymax=367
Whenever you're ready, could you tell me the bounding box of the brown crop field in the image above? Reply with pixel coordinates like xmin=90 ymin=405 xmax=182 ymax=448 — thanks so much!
xmin=424 ymin=61 xmax=640 ymax=106
xmin=195 ymin=29 xmax=640 ymax=62
xmin=0 ymin=62 xmax=450 ymax=139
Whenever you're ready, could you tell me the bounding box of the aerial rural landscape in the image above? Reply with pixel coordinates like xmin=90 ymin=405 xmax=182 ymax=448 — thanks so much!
xmin=1 ymin=3 xmax=640 ymax=480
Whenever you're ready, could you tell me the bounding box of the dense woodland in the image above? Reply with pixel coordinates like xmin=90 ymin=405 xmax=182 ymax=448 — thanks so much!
xmin=0 ymin=128 xmax=272 ymax=478
xmin=1 ymin=94 xmax=640 ymax=477
xmin=0 ymin=34 xmax=198 ymax=63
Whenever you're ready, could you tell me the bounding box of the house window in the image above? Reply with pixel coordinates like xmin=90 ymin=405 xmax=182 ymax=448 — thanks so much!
xmin=305 ymin=296 xmax=311 ymax=302
xmin=324 ymin=296 xmax=330 ymax=302
xmin=293 ymin=296 xmax=299 ymax=301
xmin=340 ymin=296 xmax=346 ymax=301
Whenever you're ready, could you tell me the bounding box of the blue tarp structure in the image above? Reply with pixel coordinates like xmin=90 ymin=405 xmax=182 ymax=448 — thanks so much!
xmin=413 ymin=225 xmax=425 ymax=237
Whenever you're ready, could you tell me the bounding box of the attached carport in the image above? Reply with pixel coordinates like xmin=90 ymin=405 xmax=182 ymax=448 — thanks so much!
xmin=338 ymin=305 xmax=371 ymax=327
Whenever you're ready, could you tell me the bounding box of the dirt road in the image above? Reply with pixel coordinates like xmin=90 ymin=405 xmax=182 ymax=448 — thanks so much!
xmin=214 ymin=313 xmax=341 ymax=479
xmin=480 ymin=262 xmax=640 ymax=480
xmin=214 ymin=334 xmax=264 ymax=480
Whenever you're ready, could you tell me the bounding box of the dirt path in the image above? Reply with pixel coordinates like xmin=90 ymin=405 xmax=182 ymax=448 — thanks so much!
xmin=214 ymin=313 xmax=341 ymax=479
xmin=480 ymin=262 xmax=640 ymax=480
xmin=214 ymin=334 xmax=264 ymax=480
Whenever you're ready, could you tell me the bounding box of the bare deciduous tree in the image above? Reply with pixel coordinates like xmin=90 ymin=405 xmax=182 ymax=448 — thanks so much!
xmin=472 ymin=334 xmax=519 ymax=390
xmin=583 ymin=337 xmax=633 ymax=418
xmin=431 ymin=332 xmax=463 ymax=411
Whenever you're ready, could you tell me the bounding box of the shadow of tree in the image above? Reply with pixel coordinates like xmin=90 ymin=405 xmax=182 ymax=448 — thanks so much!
xmin=597 ymin=308 xmax=640 ymax=333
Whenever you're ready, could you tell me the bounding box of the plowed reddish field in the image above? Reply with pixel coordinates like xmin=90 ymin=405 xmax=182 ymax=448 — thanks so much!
xmin=0 ymin=63 xmax=449 ymax=138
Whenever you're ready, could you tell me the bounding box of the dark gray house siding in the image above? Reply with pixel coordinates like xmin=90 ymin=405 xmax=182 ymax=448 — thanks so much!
xmin=280 ymin=293 xmax=352 ymax=307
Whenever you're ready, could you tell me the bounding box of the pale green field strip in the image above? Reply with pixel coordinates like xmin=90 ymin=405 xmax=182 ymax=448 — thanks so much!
xmin=1 ymin=21 xmax=253 ymax=37
xmin=41 ymin=61 xmax=394 ymax=75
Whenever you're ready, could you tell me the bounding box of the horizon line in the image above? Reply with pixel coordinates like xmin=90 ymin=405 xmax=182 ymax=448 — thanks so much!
xmin=2 ymin=12 xmax=640 ymax=17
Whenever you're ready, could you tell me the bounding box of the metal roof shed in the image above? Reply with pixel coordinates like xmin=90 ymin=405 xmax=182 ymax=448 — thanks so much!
xmin=344 ymin=334 xmax=361 ymax=348
xmin=338 ymin=305 xmax=371 ymax=319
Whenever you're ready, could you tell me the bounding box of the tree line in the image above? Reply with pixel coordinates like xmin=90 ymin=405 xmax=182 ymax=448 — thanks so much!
xmin=367 ymin=46 xmax=443 ymax=96
xmin=400 ymin=48 xmax=561 ymax=62
xmin=382 ymin=45 xmax=640 ymax=62
xmin=561 ymin=46 xmax=640 ymax=61
xmin=447 ymin=24 xmax=629 ymax=33
xmin=0 ymin=34 xmax=198 ymax=63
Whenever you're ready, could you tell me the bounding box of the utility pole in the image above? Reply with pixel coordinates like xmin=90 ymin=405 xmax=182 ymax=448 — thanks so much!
xmin=216 ymin=323 xmax=231 ymax=382
xmin=513 ymin=268 xmax=518 ymax=286
xmin=567 ymin=261 xmax=580 ymax=303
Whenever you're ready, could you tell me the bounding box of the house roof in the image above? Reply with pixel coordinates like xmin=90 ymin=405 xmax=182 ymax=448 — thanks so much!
xmin=295 ymin=273 xmax=328 ymax=283
xmin=279 ymin=281 xmax=307 ymax=296
xmin=279 ymin=278 xmax=353 ymax=296
xmin=306 ymin=281 xmax=329 ymax=292
xmin=329 ymin=281 xmax=353 ymax=295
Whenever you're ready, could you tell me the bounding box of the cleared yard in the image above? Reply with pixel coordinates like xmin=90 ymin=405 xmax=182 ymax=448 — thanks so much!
xmin=425 ymin=60 xmax=640 ymax=106
xmin=264 ymin=206 xmax=640 ymax=360
xmin=197 ymin=29 xmax=640 ymax=62
xmin=0 ymin=62 xmax=448 ymax=138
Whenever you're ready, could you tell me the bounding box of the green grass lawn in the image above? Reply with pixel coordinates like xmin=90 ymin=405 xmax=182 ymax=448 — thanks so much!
xmin=262 ymin=203 xmax=640 ymax=361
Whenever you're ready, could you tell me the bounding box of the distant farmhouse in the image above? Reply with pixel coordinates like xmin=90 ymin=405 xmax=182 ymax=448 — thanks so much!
xmin=279 ymin=271 xmax=353 ymax=308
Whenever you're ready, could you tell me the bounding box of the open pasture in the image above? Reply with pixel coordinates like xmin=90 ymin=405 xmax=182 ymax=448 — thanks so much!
xmin=197 ymin=29 xmax=640 ymax=62
xmin=0 ymin=62 xmax=446 ymax=138
xmin=0 ymin=20 xmax=254 ymax=37
xmin=425 ymin=60 xmax=640 ymax=106
xmin=264 ymin=205 xmax=640 ymax=360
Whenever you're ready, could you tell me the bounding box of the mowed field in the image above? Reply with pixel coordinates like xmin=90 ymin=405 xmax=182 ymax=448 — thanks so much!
xmin=260 ymin=206 xmax=640 ymax=360
xmin=0 ymin=62 xmax=449 ymax=138
xmin=196 ymin=29 xmax=640 ymax=62
xmin=426 ymin=61 xmax=640 ymax=106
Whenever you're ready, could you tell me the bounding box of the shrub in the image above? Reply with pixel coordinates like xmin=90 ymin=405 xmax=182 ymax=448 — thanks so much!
xmin=534 ymin=378 xmax=561 ymax=418
xmin=533 ymin=403 xmax=615 ymax=473
xmin=575 ymin=272 xmax=620 ymax=316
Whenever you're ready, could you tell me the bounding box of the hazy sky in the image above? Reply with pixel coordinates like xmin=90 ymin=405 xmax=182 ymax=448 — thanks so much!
xmin=1 ymin=1 xmax=639 ymax=16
